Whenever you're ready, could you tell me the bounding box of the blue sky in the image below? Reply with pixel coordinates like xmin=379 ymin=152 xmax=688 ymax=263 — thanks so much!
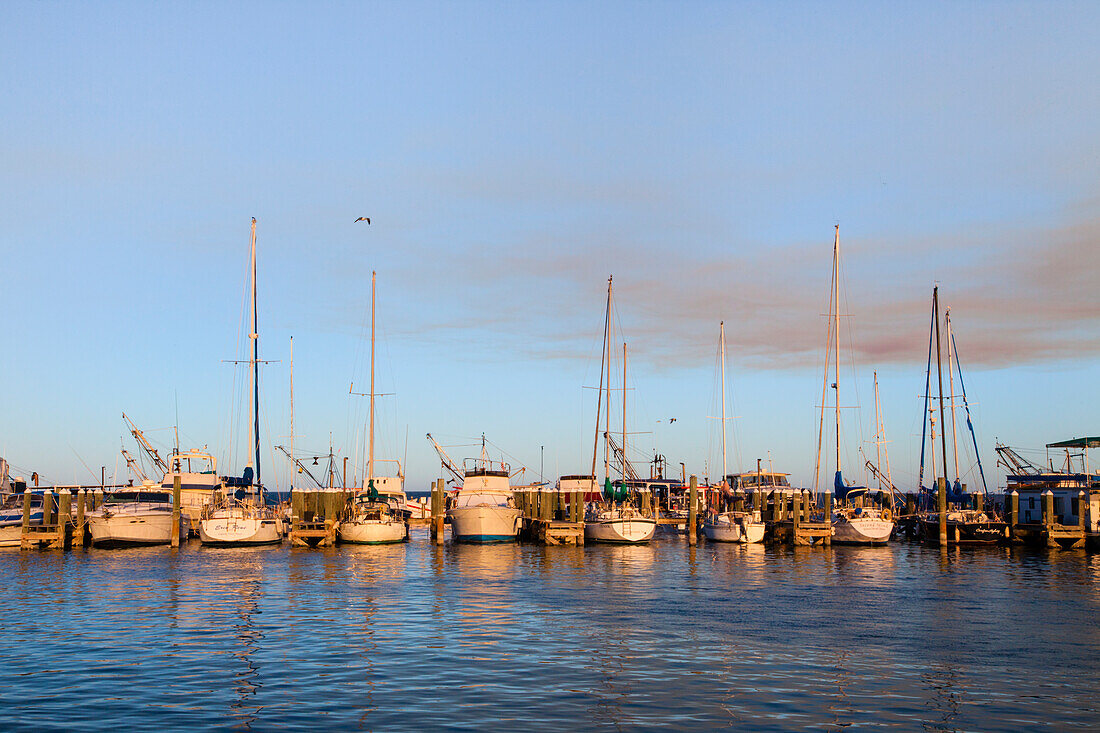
xmin=2 ymin=1 xmax=1098 ymax=491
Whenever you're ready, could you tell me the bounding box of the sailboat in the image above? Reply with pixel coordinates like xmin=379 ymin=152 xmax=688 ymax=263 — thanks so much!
xmin=198 ymin=218 xmax=283 ymax=546
xmin=339 ymin=270 xmax=409 ymax=544
xmin=916 ymin=288 xmax=1006 ymax=544
xmin=583 ymin=276 xmax=657 ymax=544
xmin=703 ymin=322 xmax=765 ymax=543
xmin=816 ymin=226 xmax=894 ymax=545
xmin=446 ymin=435 xmax=523 ymax=543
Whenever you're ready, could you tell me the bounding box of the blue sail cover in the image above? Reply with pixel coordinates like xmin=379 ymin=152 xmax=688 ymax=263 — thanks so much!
xmin=834 ymin=470 xmax=867 ymax=500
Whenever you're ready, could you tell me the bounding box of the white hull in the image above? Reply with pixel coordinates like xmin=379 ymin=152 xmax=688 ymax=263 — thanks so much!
xmin=447 ymin=505 xmax=522 ymax=543
xmin=703 ymin=513 xmax=765 ymax=543
xmin=338 ymin=520 xmax=407 ymax=544
xmin=832 ymin=514 xmax=894 ymax=544
xmin=0 ymin=524 xmax=21 ymax=548
xmin=89 ymin=511 xmax=190 ymax=546
xmin=199 ymin=511 xmax=283 ymax=546
xmin=584 ymin=514 xmax=656 ymax=544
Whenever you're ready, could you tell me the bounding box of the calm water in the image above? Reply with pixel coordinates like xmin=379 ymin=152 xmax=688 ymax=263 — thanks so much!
xmin=2 ymin=534 xmax=1099 ymax=731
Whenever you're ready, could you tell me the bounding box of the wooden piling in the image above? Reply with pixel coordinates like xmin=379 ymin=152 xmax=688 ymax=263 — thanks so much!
xmin=1007 ymin=490 xmax=1019 ymax=536
xmin=21 ymin=489 xmax=32 ymax=538
xmin=42 ymin=489 xmax=54 ymax=527
xmin=431 ymin=479 xmax=445 ymax=545
xmin=1042 ymin=490 xmax=1054 ymax=526
xmin=937 ymin=477 xmax=948 ymax=546
xmin=688 ymin=475 xmax=698 ymax=546
xmin=792 ymin=490 xmax=801 ymax=533
xmin=974 ymin=492 xmax=983 ymax=513
xmin=74 ymin=489 xmax=86 ymax=547
xmin=291 ymin=487 xmax=305 ymax=524
xmin=56 ymin=490 xmax=71 ymax=549
xmin=1079 ymin=491 xmax=1087 ymax=529
xmin=171 ymin=474 xmax=182 ymax=547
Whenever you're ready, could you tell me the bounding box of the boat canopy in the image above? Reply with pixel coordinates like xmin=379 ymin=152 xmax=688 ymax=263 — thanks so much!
xmin=1047 ymin=437 xmax=1100 ymax=449
xmin=834 ymin=470 xmax=867 ymax=500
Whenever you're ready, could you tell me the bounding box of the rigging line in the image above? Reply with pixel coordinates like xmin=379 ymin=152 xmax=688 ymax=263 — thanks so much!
xmin=950 ymin=329 xmax=989 ymax=494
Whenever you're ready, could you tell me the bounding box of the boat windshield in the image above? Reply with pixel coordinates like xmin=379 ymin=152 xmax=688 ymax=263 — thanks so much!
xmin=454 ymin=492 xmax=511 ymax=508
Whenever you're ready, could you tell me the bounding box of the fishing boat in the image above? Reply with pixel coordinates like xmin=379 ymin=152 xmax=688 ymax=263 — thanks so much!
xmin=87 ymin=482 xmax=191 ymax=547
xmin=198 ymin=218 xmax=282 ymax=547
xmin=815 ymin=226 xmax=895 ymax=544
xmin=338 ymin=271 xmax=408 ymax=545
xmin=582 ymin=276 xmax=656 ymax=545
xmin=446 ymin=440 xmax=522 ymax=543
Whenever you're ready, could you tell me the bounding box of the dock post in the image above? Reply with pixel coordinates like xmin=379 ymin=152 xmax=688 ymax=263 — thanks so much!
xmin=431 ymin=479 xmax=445 ymax=545
xmin=973 ymin=492 xmax=983 ymax=513
xmin=291 ymin=487 xmax=304 ymax=525
xmin=1007 ymin=490 xmax=1018 ymax=535
xmin=324 ymin=489 xmax=339 ymax=546
xmin=574 ymin=489 xmax=583 ymax=523
xmin=1079 ymin=491 xmax=1087 ymax=529
xmin=937 ymin=477 xmax=948 ymax=546
xmin=752 ymin=489 xmax=762 ymax=517
xmin=42 ymin=489 xmax=54 ymax=528
xmin=688 ymin=475 xmax=698 ymax=546
xmin=905 ymin=493 xmax=916 ymax=518
xmin=56 ymin=490 xmax=72 ymax=550
xmin=803 ymin=490 xmax=811 ymax=522
xmin=776 ymin=491 xmax=786 ymax=522
xmin=74 ymin=489 xmax=86 ymax=547
xmin=20 ymin=489 xmax=32 ymax=549
xmin=93 ymin=487 xmax=104 ymax=511
xmin=1042 ymin=489 xmax=1054 ymax=527
xmin=792 ymin=490 xmax=801 ymax=535
xmin=171 ymin=475 xmax=182 ymax=548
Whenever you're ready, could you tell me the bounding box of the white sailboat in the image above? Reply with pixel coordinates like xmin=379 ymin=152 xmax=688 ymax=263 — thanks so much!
xmin=198 ymin=217 xmax=283 ymax=547
xmin=583 ymin=277 xmax=656 ymax=545
xmin=704 ymin=323 xmax=765 ymax=544
xmin=87 ymin=482 xmax=191 ymax=547
xmin=817 ymin=226 xmax=894 ymax=545
xmin=447 ymin=437 xmax=523 ymax=543
xmin=339 ymin=270 xmax=408 ymax=545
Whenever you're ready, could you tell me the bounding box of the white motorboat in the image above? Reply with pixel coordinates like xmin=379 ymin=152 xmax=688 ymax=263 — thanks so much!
xmin=831 ymin=506 xmax=893 ymax=544
xmin=703 ymin=510 xmax=765 ymax=543
xmin=0 ymin=492 xmax=41 ymax=548
xmin=339 ymin=475 xmax=408 ymax=545
xmin=447 ymin=454 xmax=522 ymax=544
xmin=88 ymin=485 xmax=191 ymax=547
xmin=584 ymin=503 xmax=656 ymax=544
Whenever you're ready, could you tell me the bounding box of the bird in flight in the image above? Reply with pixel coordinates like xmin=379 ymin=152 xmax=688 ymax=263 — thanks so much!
xmin=355 ymin=217 xmax=371 ymax=224
xmin=669 ymin=418 xmax=677 ymax=423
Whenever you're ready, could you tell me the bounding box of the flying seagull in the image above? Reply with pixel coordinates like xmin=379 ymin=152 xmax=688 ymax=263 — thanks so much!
xmin=354 ymin=217 xmax=371 ymax=224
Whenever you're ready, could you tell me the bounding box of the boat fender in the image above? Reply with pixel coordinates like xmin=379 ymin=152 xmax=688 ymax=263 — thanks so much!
xmin=881 ymin=508 xmax=892 ymax=522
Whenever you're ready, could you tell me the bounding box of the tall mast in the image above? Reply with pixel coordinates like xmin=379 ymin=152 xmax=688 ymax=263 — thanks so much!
xmin=946 ymin=307 xmax=960 ymax=482
xmin=248 ymin=217 xmax=261 ymax=487
xmin=933 ymin=286 xmax=950 ymax=485
xmin=873 ymin=370 xmax=892 ymax=490
xmin=622 ymin=342 xmax=627 ymax=481
xmin=720 ymin=321 xmax=728 ymax=482
xmin=590 ymin=276 xmax=611 ymax=478
xmin=369 ymin=270 xmax=376 ymax=484
xmin=833 ymin=225 xmax=841 ymax=477
xmin=289 ymin=335 xmax=294 ymax=488
xmin=604 ymin=279 xmax=612 ymax=482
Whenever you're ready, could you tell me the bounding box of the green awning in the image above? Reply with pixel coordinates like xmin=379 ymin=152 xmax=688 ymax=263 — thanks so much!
xmin=1046 ymin=437 xmax=1100 ymax=449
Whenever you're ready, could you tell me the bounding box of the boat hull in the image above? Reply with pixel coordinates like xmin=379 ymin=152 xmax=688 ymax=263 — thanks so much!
xmin=199 ymin=512 xmax=282 ymax=546
xmin=447 ymin=505 xmax=522 ymax=543
xmin=0 ymin=523 xmax=23 ymax=548
xmin=89 ymin=512 xmax=191 ymax=547
xmin=832 ymin=515 xmax=894 ymax=545
xmin=338 ymin=520 xmax=407 ymax=544
xmin=703 ymin=514 xmax=765 ymax=543
xmin=584 ymin=516 xmax=656 ymax=544
xmin=921 ymin=519 xmax=1008 ymax=545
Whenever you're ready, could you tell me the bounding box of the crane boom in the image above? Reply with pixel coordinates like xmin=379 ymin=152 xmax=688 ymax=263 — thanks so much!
xmin=122 ymin=412 xmax=170 ymax=476
xmin=995 ymin=442 xmax=1042 ymax=476
xmin=426 ymin=433 xmax=465 ymax=484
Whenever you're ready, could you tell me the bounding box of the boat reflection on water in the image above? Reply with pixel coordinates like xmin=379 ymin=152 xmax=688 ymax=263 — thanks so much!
xmin=230 ymin=578 xmax=263 ymax=731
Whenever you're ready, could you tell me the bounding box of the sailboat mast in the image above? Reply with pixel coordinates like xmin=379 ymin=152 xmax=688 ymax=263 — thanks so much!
xmin=590 ymin=276 xmax=611 ymax=478
xmin=832 ymin=225 xmax=841 ymax=477
xmin=289 ymin=336 xmax=294 ymax=488
xmin=720 ymin=321 xmax=728 ymax=482
xmin=946 ymin=307 xmax=960 ymax=482
xmin=604 ymin=279 xmax=612 ymax=482
xmin=873 ymin=370 xmax=882 ymax=489
xmin=933 ymin=286 xmax=950 ymax=485
xmin=248 ymin=217 xmax=261 ymax=487
xmin=369 ymin=270 xmax=376 ymax=483
xmin=622 ymin=342 xmax=627 ymax=481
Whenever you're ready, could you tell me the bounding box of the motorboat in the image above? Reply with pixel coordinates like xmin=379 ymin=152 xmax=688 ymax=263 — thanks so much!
xmin=88 ymin=483 xmax=191 ymax=547
xmin=447 ymin=455 xmax=522 ymax=543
